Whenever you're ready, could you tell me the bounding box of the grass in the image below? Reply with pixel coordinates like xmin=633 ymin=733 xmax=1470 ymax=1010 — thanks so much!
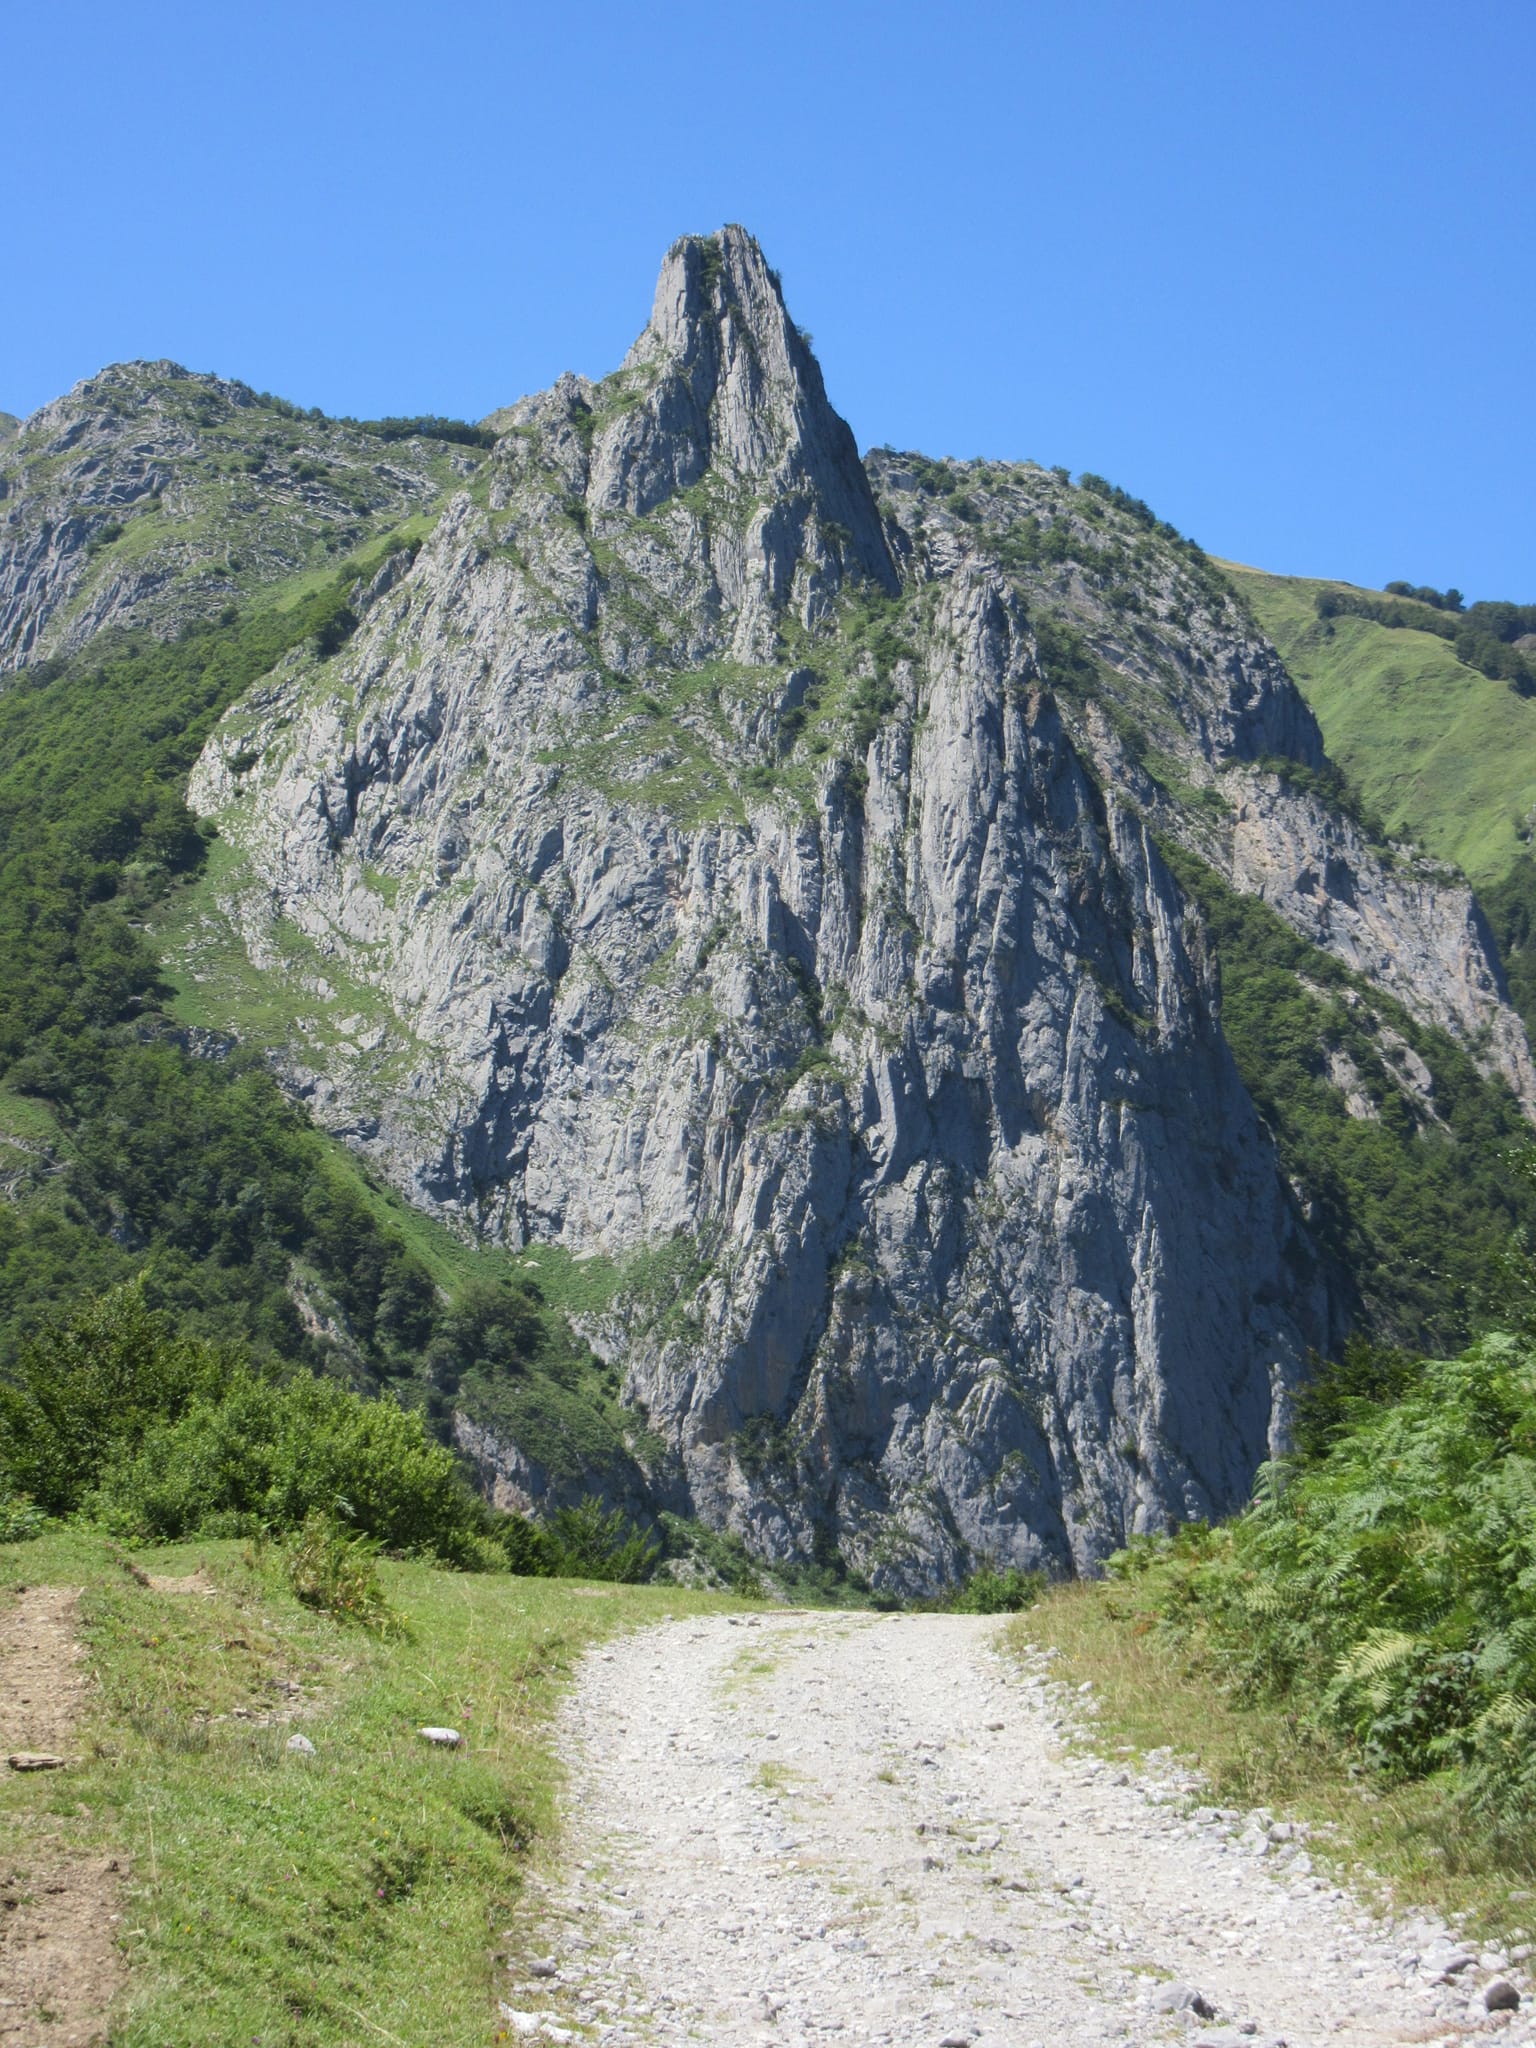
xmin=1 ymin=1527 xmax=739 ymax=2045
xmin=0 ymin=1083 xmax=63 ymax=1148
xmin=152 ymin=839 xmax=434 ymax=1105
xmin=1012 ymin=1581 xmax=1536 ymax=1946
xmin=1226 ymin=561 xmax=1536 ymax=887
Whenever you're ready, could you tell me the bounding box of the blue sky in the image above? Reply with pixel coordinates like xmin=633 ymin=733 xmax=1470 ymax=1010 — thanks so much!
xmin=9 ymin=1 xmax=1532 ymax=597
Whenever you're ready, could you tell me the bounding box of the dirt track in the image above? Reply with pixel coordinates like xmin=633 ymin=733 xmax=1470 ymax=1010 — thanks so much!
xmin=0 ymin=1585 xmax=123 ymax=2048
xmin=505 ymin=1611 xmax=1533 ymax=2048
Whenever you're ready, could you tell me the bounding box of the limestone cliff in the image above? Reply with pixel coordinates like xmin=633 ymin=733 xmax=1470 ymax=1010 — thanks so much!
xmin=184 ymin=229 xmax=1337 ymax=1583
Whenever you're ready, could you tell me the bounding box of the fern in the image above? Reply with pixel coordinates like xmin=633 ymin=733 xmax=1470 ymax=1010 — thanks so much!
xmin=1335 ymin=1628 xmax=1422 ymax=1685
xmin=1109 ymin=1333 xmax=1536 ymax=1834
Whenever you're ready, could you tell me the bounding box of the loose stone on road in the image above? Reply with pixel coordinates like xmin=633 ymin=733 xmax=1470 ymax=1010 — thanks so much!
xmin=505 ymin=1612 xmax=1533 ymax=2048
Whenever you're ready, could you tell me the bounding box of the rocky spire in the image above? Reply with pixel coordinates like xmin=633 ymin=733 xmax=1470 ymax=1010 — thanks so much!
xmin=588 ymin=226 xmax=899 ymax=594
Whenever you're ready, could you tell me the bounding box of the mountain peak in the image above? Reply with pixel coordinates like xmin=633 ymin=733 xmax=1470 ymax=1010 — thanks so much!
xmin=634 ymin=225 xmax=793 ymax=367
xmin=596 ymin=226 xmax=898 ymax=593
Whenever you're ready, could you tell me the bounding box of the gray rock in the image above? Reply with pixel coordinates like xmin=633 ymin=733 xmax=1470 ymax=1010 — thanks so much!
xmin=0 ymin=363 xmax=444 ymax=671
xmin=284 ymin=1732 xmax=317 ymax=1756
xmin=419 ymin=1724 xmax=462 ymax=1747
xmin=1424 ymin=1945 xmax=1477 ymax=1979
xmin=183 ymin=238 xmax=1335 ymax=1587
xmin=1486 ymin=1981 xmax=1522 ymax=2013
xmin=1154 ymin=1983 xmax=1217 ymax=2019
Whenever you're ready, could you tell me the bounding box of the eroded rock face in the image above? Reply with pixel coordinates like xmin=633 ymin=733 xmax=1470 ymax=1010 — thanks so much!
xmin=864 ymin=452 xmax=1536 ymax=1112
xmin=1228 ymin=780 xmax=1536 ymax=1110
xmin=186 ymin=228 xmax=1334 ymax=1585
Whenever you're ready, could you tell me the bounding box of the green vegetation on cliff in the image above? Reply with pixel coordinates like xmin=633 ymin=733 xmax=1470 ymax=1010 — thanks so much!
xmin=1161 ymin=845 xmax=1536 ymax=1350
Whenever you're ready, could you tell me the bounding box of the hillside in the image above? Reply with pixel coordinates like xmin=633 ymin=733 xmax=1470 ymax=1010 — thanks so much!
xmin=3 ymin=226 xmax=1536 ymax=1594
xmin=1228 ymin=562 xmax=1536 ymax=887
xmin=1230 ymin=562 xmax=1536 ymax=1039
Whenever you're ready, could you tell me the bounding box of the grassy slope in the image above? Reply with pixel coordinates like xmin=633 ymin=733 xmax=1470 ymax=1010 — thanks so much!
xmin=1226 ymin=562 xmax=1536 ymax=886
xmin=2 ymin=1528 xmax=735 ymax=2046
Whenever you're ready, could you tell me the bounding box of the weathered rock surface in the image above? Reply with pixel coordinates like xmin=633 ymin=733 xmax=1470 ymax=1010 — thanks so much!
xmin=185 ymin=229 xmax=1338 ymax=1584
xmin=864 ymin=450 xmax=1536 ymax=1110
xmin=1228 ymin=777 xmax=1535 ymax=1108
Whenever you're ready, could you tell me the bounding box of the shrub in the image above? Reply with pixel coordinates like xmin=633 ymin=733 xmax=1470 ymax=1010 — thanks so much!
xmin=0 ymin=1490 xmax=45 ymax=1542
xmin=950 ymin=1566 xmax=1042 ymax=1614
xmin=89 ymin=1366 xmax=489 ymax=1563
xmin=0 ymin=1282 xmax=231 ymax=1514
xmin=310 ymin=600 xmax=358 ymax=660
xmin=355 ymin=416 xmax=494 ymax=451
xmin=1384 ymin=581 xmax=1464 ymax=612
xmin=1111 ymin=1334 xmax=1536 ymax=1846
xmin=494 ymin=1513 xmax=558 ymax=1577
xmin=547 ymin=1498 xmax=658 ymax=1582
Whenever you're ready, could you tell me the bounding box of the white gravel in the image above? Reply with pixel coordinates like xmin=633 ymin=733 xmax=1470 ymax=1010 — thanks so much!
xmin=501 ymin=1611 xmax=1533 ymax=2048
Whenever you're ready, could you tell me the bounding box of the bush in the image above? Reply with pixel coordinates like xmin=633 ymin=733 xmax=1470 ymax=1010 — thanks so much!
xmin=310 ymin=600 xmax=358 ymax=660
xmin=0 ymin=1490 xmax=45 ymax=1542
xmin=1293 ymin=1334 xmax=1421 ymax=1458
xmin=494 ymin=1513 xmax=558 ymax=1577
xmin=89 ymin=1365 xmax=490 ymax=1563
xmin=1112 ymin=1333 xmax=1536 ymax=1847
xmin=0 ymin=1282 xmax=231 ymax=1514
xmin=355 ymin=416 xmax=494 ymax=451
xmin=950 ymin=1566 xmax=1042 ymax=1614
xmin=1385 ymin=581 xmax=1464 ymax=612
xmin=547 ymin=1498 xmax=658 ymax=1582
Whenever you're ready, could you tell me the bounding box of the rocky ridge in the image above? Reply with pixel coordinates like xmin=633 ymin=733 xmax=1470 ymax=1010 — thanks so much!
xmin=862 ymin=451 xmax=1535 ymax=1110
xmin=183 ymin=228 xmax=1344 ymax=1585
xmin=0 ymin=362 xmax=468 ymax=670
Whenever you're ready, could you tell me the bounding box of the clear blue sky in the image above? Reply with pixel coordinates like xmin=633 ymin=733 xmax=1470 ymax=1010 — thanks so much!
xmin=8 ymin=0 xmax=1533 ymax=598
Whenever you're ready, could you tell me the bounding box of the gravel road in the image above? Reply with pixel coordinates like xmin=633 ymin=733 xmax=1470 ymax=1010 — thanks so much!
xmin=501 ymin=1611 xmax=1532 ymax=2048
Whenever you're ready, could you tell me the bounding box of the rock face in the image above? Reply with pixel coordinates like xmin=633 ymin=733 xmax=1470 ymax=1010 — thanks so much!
xmin=1227 ymin=779 xmax=1535 ymax=1109
xmin=863 ymin=452 xmax=1536 ymax=1112
xmin=185 ymin=228 xmax=1341 ymax=1584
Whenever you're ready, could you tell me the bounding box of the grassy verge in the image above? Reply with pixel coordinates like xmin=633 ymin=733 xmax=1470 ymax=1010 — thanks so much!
xmin=2 ymin=1528 xmax=737 ymax=2045
xmin=1011 ymin=1581 xmax=1536 ymax=1945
